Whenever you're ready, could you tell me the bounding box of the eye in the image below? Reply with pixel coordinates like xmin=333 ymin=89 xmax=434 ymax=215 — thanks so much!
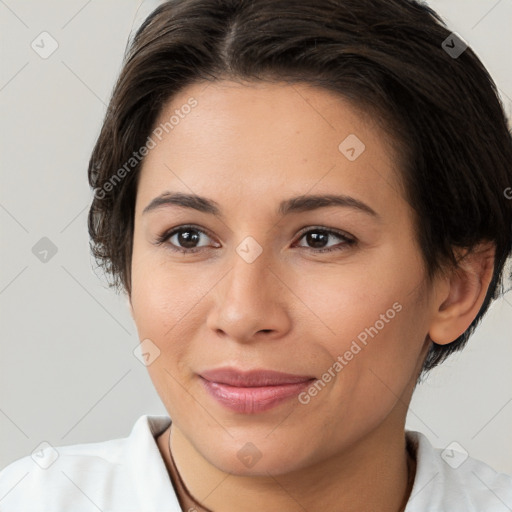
xmin=155 ymin=225 xmax=218 ymax=253
xmin=294 ymin=227 xmax=356 ymax=253
xmin=155 ymin=225 xmax=356 ymax=254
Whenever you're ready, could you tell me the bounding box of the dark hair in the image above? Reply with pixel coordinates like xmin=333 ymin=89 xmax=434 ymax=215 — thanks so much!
xmin=87 ymin=0 xmax=512 ymax=375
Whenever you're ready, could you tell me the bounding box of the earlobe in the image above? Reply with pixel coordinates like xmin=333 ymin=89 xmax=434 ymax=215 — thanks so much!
xmin=428 ymin=242 xmax=495 ymax=345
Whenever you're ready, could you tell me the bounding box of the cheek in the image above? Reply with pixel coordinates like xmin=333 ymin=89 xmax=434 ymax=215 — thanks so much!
xmin=129 ymin=251 xmax=194 ymax=372
xmin=298 ymin=245 xmax=421 ymax=351
xmin=130 ymin=241 xmax=199 ymax=334
xmin=301 ymin=242 xmax=428 ymax=397
xmin=129 ymin=257 xmax=204 ymax=421
xmin=298 ymin=286 xmax=427 ymax=446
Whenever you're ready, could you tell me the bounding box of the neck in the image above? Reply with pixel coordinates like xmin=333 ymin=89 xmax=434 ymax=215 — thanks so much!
xmin=157 ymin=414 xmax=415 ymax=512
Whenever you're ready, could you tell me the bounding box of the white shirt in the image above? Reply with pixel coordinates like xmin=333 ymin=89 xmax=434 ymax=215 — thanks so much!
xmin=0 ymin=415 xmax=511 ymax=511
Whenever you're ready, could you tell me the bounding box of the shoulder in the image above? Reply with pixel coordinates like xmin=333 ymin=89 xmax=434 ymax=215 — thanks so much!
xmin=0 ymin=434 xmax=129 ymax=512
xmin=0 ymin=415 xmax=178 ymax=512
xmin=405 ymin=430 xmax=512 ymax=512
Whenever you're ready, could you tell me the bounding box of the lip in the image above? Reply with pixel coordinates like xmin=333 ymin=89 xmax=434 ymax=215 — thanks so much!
xmin=199 ymin=367 xmax=316 ymax=414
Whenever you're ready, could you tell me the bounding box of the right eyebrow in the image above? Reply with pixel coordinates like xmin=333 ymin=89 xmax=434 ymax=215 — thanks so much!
xmin=142 ymin=192 xmax=222 ymax=217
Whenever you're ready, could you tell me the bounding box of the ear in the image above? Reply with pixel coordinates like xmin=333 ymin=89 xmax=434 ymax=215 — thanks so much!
xmin=428 ymin=242 xmax=496 ymax=345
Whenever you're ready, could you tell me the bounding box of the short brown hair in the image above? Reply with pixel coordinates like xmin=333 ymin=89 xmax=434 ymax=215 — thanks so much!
xmin=88 ymin=0 xmax=512 ymax=374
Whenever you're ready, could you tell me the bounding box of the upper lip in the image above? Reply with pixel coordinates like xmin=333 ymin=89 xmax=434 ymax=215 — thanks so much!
xmin=199 ymin=367 xmax=316 ymax=387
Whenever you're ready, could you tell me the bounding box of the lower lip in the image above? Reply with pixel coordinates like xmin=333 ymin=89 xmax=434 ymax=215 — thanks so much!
xmin=199 ymin=377 xmax=315 ymax=414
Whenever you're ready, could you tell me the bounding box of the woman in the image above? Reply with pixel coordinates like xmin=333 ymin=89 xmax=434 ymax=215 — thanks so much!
xmin=1 ymin=0 xmax=511 ymax=510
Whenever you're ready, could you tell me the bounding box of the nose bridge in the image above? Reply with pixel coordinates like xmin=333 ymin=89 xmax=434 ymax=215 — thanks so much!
xmin=207 ymin=237 xmax=290 ymax=340
xmin=227 ymin=237 xmax=275 ymax=308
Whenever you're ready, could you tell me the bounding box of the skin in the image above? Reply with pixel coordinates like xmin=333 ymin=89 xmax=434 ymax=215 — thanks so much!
xmin=128 ymin=80 xmax=495 ymax=512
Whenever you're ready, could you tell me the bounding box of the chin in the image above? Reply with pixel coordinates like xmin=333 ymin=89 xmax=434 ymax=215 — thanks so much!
xmin=196 ymin=434 xmax=312 ymax=477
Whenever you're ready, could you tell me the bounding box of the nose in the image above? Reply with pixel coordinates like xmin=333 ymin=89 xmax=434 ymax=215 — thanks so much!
xmin=206 ymin=245 xmax=293 ymax=344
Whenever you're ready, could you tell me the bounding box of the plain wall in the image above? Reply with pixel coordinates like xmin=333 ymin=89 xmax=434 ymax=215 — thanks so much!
xmin=1 ymin=0 xmax=511 ymax=475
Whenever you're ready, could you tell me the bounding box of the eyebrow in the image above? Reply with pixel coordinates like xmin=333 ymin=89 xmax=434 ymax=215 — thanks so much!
xmin=142 ymin=191 xmax=379 ymax=219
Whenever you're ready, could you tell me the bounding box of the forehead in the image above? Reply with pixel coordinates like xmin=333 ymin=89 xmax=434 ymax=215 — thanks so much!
xmin=135 ymin=80 xmax=406 ymax=220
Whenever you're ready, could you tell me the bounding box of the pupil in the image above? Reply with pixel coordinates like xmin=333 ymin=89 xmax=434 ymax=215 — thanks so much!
xmin=307 ymin=231 xmax=328 ymax=248
xmin=179 ymin=229 xmax=199 ymax=248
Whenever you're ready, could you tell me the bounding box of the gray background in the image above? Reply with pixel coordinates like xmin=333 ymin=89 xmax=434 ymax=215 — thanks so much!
xmin=1 ymin=0 xmax=511 ymax=475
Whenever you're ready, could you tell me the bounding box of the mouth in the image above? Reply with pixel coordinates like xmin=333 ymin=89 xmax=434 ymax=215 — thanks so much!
xmin=198 ymin=367 xmax=316 ymax=414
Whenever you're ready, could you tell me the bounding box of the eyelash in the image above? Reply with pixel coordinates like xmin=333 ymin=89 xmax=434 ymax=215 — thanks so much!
xmin=155 ymin=224 xmax=357 ymax=254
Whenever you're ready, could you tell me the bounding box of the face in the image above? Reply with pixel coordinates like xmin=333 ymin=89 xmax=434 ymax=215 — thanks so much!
xmin=129 ymin=80 xmax=433 ymax=476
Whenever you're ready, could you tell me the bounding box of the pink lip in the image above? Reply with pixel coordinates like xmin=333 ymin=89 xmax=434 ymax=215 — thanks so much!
xmin=199 ymin=367 xmax=316 ymax=414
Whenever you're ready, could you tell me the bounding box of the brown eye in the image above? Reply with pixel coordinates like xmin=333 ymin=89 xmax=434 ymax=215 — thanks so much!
xmin=295 ymin=228 xmax=356 ymax=253
xmin=170 ymin=228 xmax=204 ymax=249
xmin=156 ymin=225 xmax=218 ymax=253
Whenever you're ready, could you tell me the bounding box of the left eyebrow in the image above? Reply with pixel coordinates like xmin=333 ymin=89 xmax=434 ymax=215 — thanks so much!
xmin=278 ymin=193 xmax=379 ymax=218
xmin=142 ymin=191 xmax=380 ymax=219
